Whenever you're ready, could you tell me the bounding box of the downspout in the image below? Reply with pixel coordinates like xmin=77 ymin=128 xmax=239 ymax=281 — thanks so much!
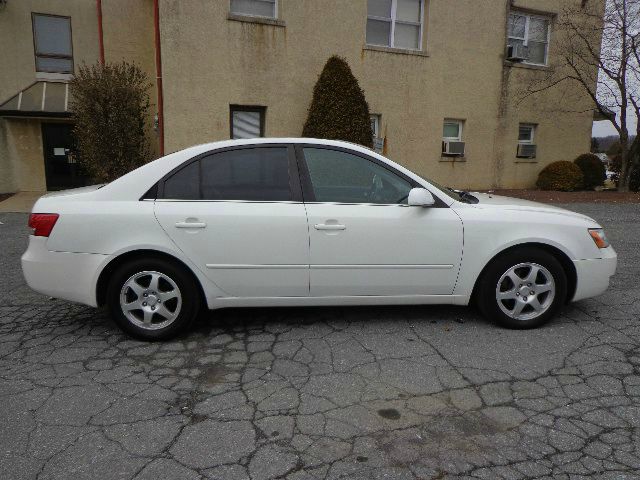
xmin=153 ymin=0 xmax=165 ymax=156
xmin=96 ymin=0 xmax=105 ymax=65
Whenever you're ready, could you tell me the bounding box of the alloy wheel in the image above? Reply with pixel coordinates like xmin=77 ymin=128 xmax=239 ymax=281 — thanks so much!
xmin=495 ymin=262 xmax=556 ymax=321
xmin=119 ymin=271 xmax=182 ymax=330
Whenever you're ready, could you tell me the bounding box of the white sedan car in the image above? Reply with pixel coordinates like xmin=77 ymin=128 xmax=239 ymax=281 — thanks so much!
xmin=22 ymin=138 xmax=617 ymax=340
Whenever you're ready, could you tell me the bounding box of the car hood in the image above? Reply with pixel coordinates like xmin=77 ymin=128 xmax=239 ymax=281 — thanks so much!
xmin=464 ymin=192 xmax=598 ymax=223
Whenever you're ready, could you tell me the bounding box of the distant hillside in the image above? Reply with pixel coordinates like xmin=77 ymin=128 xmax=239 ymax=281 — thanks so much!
xmin=593 ymin=135 xmax=619 ymax=153
xmin=592 ymin=135 xmax=636 ymax=154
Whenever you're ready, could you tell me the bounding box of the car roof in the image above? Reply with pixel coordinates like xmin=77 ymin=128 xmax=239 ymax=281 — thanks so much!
xmin=94 ymin=137 xmax=455 ymax=206
xmin=188 ymin=137 xmax=367 ymax=151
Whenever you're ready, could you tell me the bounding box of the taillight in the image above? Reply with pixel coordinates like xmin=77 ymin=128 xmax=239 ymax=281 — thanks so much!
xmin=28 ymin=213 xmax=59 ymax=237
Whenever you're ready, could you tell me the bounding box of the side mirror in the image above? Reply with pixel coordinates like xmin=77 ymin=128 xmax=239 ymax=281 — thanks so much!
xmin=408 ymin=188 xmax=435 ymax=207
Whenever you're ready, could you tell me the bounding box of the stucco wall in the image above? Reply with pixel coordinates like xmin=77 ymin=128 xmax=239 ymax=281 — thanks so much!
xmin=159 ymin=0 xmax=601 ymax=190
xmin=0 ymin=122 xmax=17 ymax=193
xmin=6 ymin=120 xmax=46 ymax=192
xmin=101 ymin=0 xmax=159 ymax=158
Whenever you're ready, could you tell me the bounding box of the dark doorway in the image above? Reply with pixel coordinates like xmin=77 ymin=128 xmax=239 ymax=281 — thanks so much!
xmin=41 ymin=122 xmax=89 ymax=190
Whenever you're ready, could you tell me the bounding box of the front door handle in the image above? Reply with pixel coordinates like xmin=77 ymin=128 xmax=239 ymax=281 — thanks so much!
xmin=314 ymin=223 xmax=346 ymax=231
xmin=175 ymin=221 xmax=207 ymax=229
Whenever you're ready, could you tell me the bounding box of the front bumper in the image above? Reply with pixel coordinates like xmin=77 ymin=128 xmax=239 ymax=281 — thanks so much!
xmin=572 ymin=247 xmax=617 ymax=302
xmin=21 ymin=236 xmax=107 ymax=307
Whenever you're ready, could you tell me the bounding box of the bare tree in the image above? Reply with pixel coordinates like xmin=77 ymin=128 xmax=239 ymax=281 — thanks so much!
xmin=521 ymin=0 xmax=639 ymax=191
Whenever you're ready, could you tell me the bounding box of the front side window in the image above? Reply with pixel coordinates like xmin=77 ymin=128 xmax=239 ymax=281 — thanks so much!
xmin=508 ymin=12 xmax=550 ymax=65
xmin=32 ymin=13 xmax=73 ymax=73
xmin=230 ymin=0 xmax=276 ymax=18
xmin=366 ymin=0 xmax=424 ymax=50
xmin=231 ymin=106 xmax=265 ymax=139
xmin=303 ymin=147 xmax=412 ymax=204
xmin=163 ymin=147 xmax=290 ymax=201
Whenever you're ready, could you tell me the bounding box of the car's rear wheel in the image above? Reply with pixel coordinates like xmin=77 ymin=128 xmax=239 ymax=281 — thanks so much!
xmin=106 ymin=258 xmax=200 ymax=340
xmin=476 ymin=247 xmax=567 ymax=329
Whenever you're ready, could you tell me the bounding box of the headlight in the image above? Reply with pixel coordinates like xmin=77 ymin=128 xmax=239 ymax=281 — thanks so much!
xmin=588 ymin=228 xmax=610 ymax=249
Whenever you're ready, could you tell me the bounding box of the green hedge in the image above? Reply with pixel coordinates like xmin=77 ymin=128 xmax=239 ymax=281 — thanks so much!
xmin=574 ymin=153 xmax=606 ymax=190
xmin=536 ymin=161 xmax=584 ymax=191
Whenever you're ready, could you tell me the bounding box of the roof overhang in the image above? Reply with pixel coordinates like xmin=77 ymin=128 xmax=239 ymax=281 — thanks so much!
xmin=0 ymin=80 xmax=72 ymax=119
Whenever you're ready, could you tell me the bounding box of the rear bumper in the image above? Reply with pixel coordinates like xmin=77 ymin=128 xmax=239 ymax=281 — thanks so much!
xmin=21 ymin=236 xmax=106 ymax=307
xmin=572 ymin=247 xmax=617 ymax=302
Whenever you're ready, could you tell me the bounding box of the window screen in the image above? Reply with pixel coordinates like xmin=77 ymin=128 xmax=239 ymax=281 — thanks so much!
xmin=443 ymin=121 xmax=462 ymax=140
xmin=230 ymin=0 xmax=276 ymax=18
xmin=231 ymin=108 xmax=264 ymax=139
xmin=518 ymin=124 xmax=535 ymax=143
xmin=32 ymin=14 xmax=73 ymax=73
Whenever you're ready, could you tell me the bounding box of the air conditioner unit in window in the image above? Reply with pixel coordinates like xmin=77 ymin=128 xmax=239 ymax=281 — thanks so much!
xmin=517 ymin=143 xmax=537 ymax=158
xmin=442 ymin=140 xmax=465 ymax=157
xmin=507 ymin=43 xmax=529 ymax=62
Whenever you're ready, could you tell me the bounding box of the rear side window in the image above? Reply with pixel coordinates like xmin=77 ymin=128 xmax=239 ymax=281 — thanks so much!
xmin=162 ymin=147 xmax=291 ymax=201
xmin=202 ymin=148 xmax=290 ymax=201
xmin=163 ymin=161 xmax=199 ymax=200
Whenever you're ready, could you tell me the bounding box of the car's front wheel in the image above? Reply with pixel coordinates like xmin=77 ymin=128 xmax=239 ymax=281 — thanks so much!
xmin=106 ymin=258 xmax=201 ymax=340
xmin=476 ymin=247 xmax=567 ymax=329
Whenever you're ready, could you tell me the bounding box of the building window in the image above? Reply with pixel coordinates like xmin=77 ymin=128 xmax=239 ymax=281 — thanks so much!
xmin=370 ymin=114 xmax=383 ymax=152
xmin=518 ymin=124 xmax=535 ymax=144
xmin=442 ymin=120 xmax=463 ymax=142
xmin=507 ymin=12 xmax=550 ymax=65
xmin=370 ymin=114 xmax=381 ymax=137
xmin=32 ymin=13 xmax=73 ymax=73
xmin=517 ymin=123 xmax=537 ymax=159
xmin=366 ymin=0 xmax=424 ymax=51
xmin=442 ymin=119 xmax=465 ymax=157
xmin=230 ymin=106 xmax=265 ymax=139
xmin=230 ymin=0 xmax=277 ymax=18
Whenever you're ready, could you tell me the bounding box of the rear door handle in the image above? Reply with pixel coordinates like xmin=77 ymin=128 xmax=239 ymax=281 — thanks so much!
xmin=175 ymin=221 xmax=207 ymax=229
xmin=314 ymin=224 xmax=346 ymax=231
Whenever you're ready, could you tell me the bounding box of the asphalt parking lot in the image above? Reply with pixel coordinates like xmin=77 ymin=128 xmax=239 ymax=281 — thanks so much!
xmin=1 ymin=204 xmax=639 ymax=480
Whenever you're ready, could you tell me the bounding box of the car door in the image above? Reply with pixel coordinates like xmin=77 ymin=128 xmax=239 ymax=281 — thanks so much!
xmin=154 ymin=145 xmax=310 ymax=297
xmin=298 ymin=145 xmax=463 ymax=297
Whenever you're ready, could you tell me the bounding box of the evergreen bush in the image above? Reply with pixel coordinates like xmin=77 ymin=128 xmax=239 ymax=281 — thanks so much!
xmin=536 ymin=161 xmax=584 ymax=191
xmin=302 ymin=56 xmax=373 ymax=148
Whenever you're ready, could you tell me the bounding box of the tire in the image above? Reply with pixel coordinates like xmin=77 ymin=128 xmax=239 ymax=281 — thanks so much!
xmin=476 ymin=247 xmax=567 ymax=329
xmin=106 ymin=257 xmax=201 ymax=341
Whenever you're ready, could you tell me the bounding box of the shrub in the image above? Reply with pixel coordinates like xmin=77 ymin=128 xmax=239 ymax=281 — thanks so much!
xmin=302 ymin=56 xmax=373 ymax=148
xmin=611 ymin=154 xmax=640 ymax=191
xmin=70 ymin=61 xmax=151 ymax=183
xmin=536 ymin=161 xmax=584 ymax=191
xmin=573 ymin=153 xmax=606 ymax=190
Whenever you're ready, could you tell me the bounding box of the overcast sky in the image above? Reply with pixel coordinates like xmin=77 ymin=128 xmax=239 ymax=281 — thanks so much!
xmin=592 ymin=111 xmax=638 ymax=137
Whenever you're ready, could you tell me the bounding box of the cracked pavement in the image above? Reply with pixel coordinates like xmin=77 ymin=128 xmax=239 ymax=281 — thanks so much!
xmin=1 ymin=203 xmax=639 ymax=480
